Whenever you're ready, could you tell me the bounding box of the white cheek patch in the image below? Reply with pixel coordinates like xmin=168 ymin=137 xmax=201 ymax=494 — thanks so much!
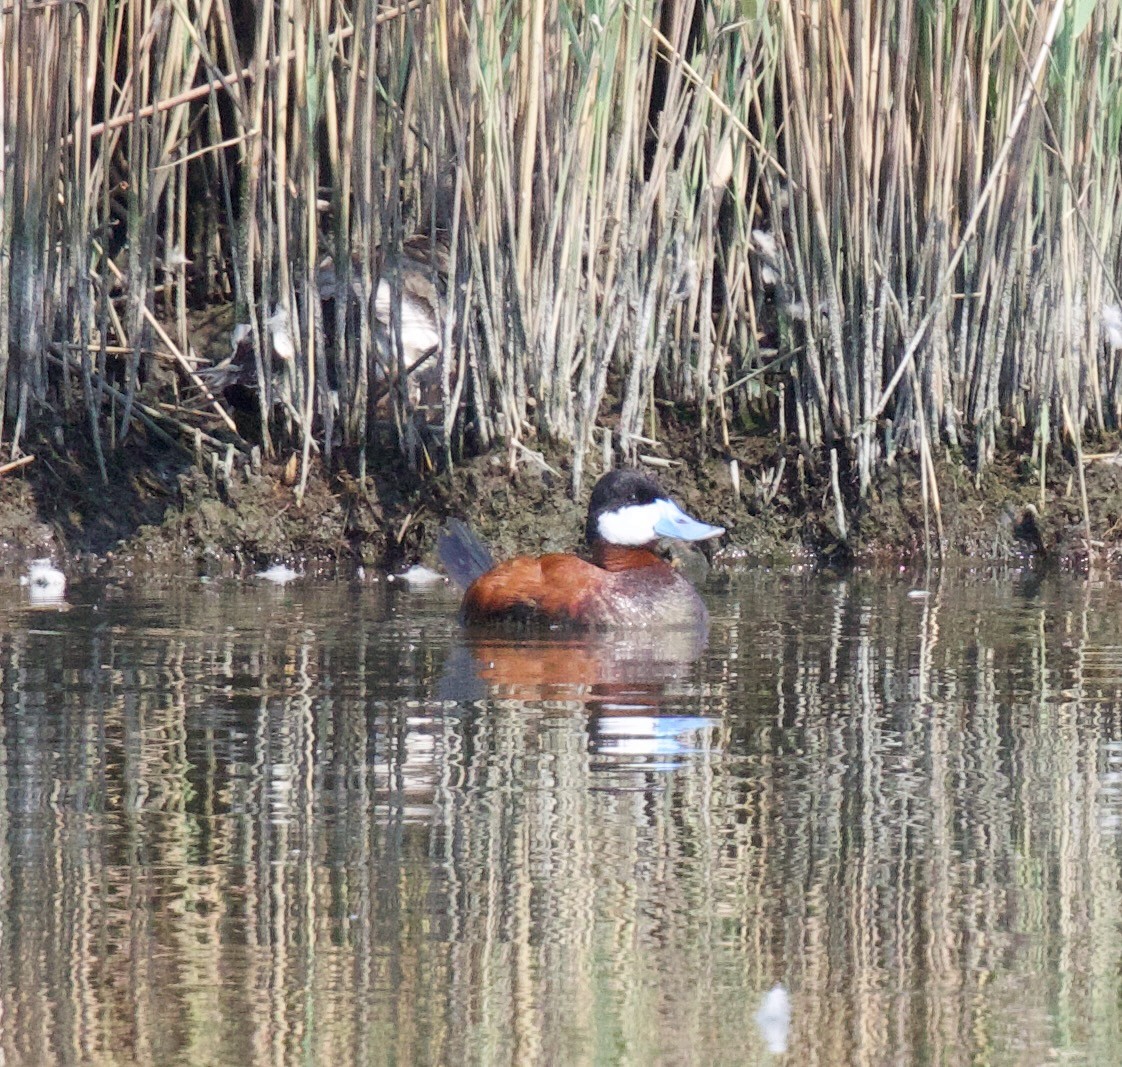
xmin=596 ymin=501 xmax=665 ymax=545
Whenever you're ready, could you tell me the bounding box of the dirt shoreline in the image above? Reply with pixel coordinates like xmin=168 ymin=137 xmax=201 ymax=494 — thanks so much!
xmin=3 ymin=425 xmax=1121 ymax=581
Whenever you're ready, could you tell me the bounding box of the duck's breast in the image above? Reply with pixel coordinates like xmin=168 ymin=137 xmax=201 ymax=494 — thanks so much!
xmin=587 ymin=566 xmax=708 ymax=628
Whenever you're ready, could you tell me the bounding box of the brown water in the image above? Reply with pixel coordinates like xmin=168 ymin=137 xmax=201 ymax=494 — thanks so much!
xmin=2 ymin=567 xmax=1122 ymax=1065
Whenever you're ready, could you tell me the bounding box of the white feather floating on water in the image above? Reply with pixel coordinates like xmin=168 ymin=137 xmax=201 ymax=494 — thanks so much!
xmin=388 ymin=564 xmax=446 ymax=585
xmin=256 ymin=564 xmax=300 ymax=585
xmin=22 ymin=559 xmax=67 ymax=603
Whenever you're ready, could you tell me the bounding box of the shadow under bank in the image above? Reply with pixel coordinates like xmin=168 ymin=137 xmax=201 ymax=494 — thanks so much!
xmin=0 ymin=421 xmax=1114 ymax=580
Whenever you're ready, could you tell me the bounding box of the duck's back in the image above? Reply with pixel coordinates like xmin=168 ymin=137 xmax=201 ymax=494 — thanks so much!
xmin=461 ymin=552 xmax=707 ymax=628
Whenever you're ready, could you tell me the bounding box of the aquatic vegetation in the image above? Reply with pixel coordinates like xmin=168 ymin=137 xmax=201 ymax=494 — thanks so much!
xmin=3 ymin=0 xmax=1122 ymax=546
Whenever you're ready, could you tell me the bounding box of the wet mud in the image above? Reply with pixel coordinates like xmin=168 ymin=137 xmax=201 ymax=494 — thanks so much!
xmin=3 ymin=419 xmax=1122 ymax=581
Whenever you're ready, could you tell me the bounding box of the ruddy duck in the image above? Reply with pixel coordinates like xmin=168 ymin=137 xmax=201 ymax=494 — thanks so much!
xmin=438 ymin=469 xmax=724 ymax=628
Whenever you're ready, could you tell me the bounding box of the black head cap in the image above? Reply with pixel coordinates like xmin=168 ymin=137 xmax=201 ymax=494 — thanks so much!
xmin=584 ymin=469 xmax=663 ymax=545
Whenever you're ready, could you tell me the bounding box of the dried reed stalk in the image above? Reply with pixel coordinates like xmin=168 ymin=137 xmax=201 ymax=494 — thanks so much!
xmin=0 ymin=0 xmax=1120 ymax=530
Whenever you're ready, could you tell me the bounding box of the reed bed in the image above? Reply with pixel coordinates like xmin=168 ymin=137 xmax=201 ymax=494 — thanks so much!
xmin=3 ymin=0 xmax=1122 ymax=514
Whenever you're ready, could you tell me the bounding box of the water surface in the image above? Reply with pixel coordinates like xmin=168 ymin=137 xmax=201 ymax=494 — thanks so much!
xmin=2 ymin=568 xmax=1121 ymax=1065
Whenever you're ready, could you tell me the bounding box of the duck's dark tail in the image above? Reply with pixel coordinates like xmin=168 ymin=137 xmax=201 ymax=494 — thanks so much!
xmin=437 ymin=518 xmax=494 ymax=590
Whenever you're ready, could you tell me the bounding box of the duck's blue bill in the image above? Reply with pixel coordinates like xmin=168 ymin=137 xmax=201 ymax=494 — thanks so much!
xmin=653 ymin=500 xmax=725 ymax=541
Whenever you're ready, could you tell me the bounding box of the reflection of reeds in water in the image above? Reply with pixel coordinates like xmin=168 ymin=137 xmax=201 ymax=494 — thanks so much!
xmin=1 ymin=578 xmax=1122 ymax=1062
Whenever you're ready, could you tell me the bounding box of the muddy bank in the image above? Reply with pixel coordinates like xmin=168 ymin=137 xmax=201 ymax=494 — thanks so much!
xmin=2 ymin=423 xmax=1120 ymax=580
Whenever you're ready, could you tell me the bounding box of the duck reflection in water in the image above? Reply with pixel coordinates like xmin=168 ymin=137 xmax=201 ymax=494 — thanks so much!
xmin=439 ymin=628 xmax=716 ymax=763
